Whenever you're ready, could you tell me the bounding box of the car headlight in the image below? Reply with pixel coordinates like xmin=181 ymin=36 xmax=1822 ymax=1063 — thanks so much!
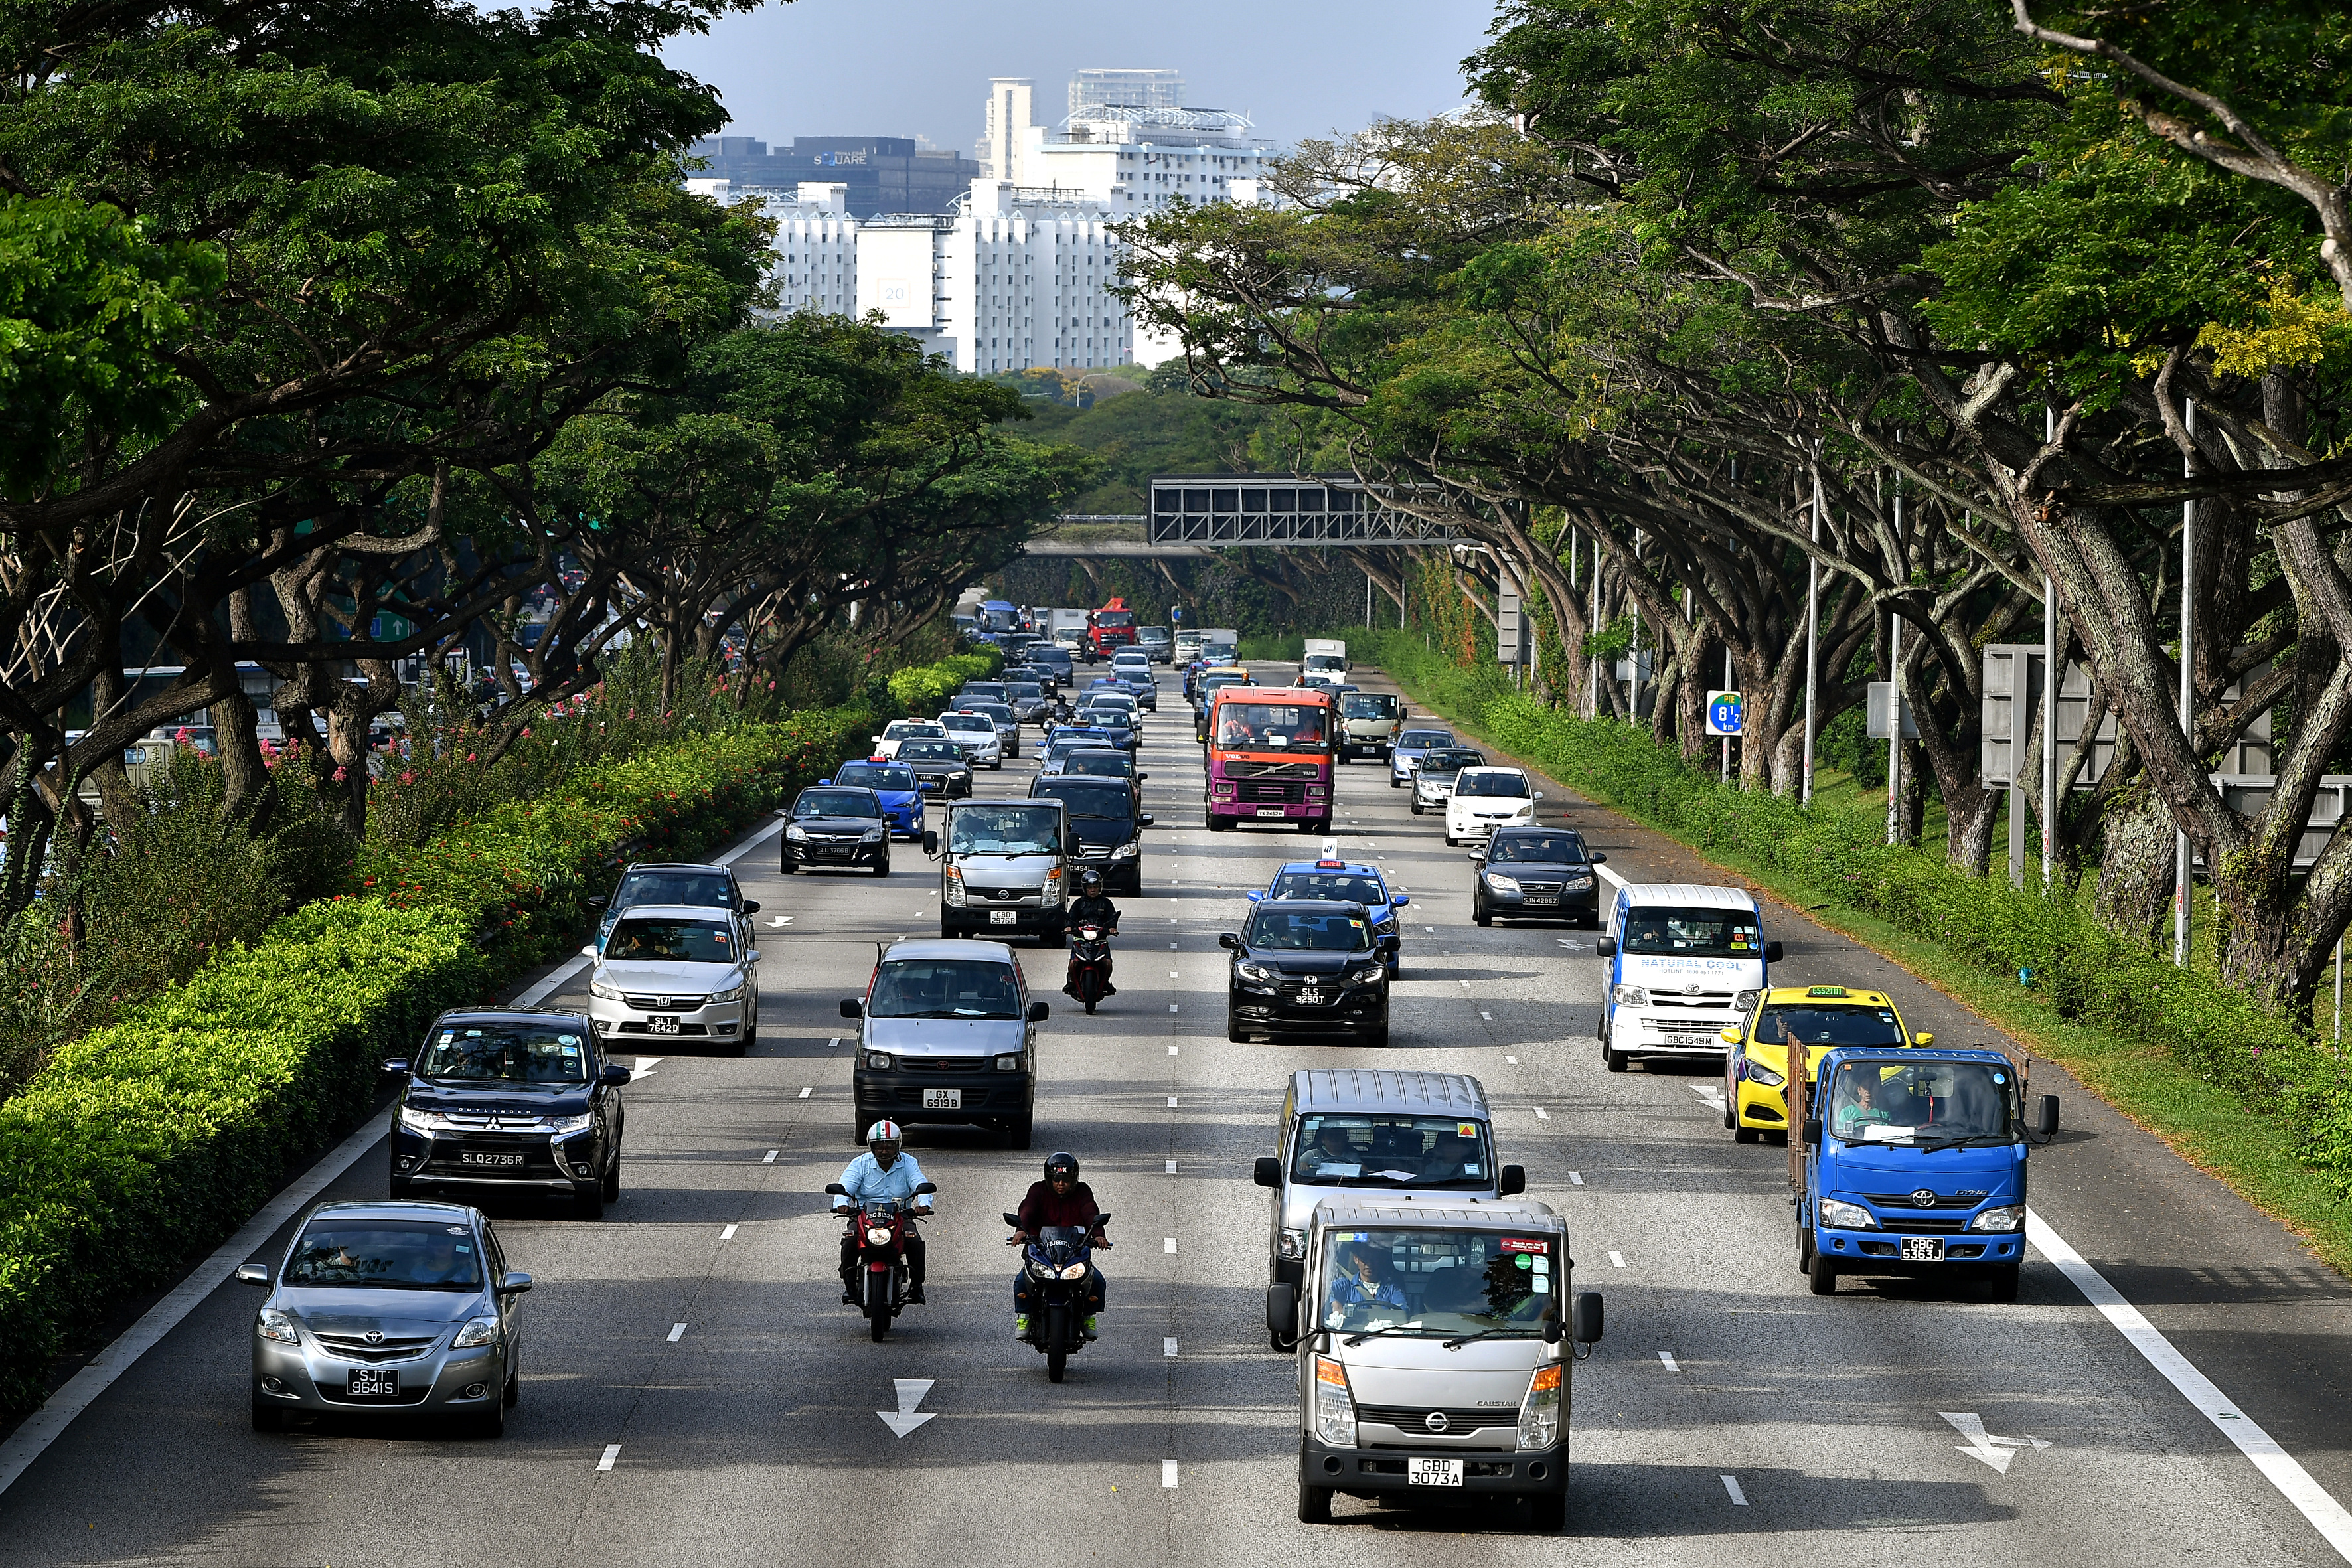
xmin=1567 ymin=874 xmax=1595 ymax=889
xmin=1059 ymin=1262 xmax=1089 ymax=1280
xmin=951 ymin=769 xmax=969 ymax=780
xmin=866 ymin=1052 xmax=892 ymax=1071
xmin=1236 ymin=961 xmax=1274 ymax=982
xmin=1819 ymin=1198 xmax=1879 ymax=1230
xmin=258 ymin=1309 xmax=301 ymax=1345
xmin=708 ymin=980 xmax=746 ymax=1003
xmin=1742 ymin=1057 xmax=1784 ymax=1088
xmin=546 ymin=1112 xmax=593 ymax=1133
xmin=589 ymin=975 xmax=621 ymax=1000
xmin=452 ymin=1314 xmax=501 ymax=1349
xmin=785 ymin=824 xmax=808 ymax=841
xmin=1277 ymin=1227 xmax=1308 ymax=1259
xmin=1968 ymin=1205 xmax=2025 ymax=1232
xmin=866 ymin=1226 xmax=894 ymax=1245
xmin=1110 ymin=841 xmax=1140 ymax=858
xmin=862 ymin=827 xmax=884 ymax=842
xmin=1733 ymin=988 xmax=1763 ymax=1012
xmin=1352 ymin=967 xmax=1387 ymax=984
xmin=1518 ymin=1362 xmax=1562 ymax=1450
xmin=995 ymin=1054 xmax=1022 ymax=1072
xmin=398 ymin=1105 xmax=458 ymax=1133
xmin=1610 ymin=983 xmax=1650 ymax=1007
xmin=1485 ymin=872 xmax=1522 ymax=894
xmin=1314 ymin=1356 xmax=1358 ymax=1447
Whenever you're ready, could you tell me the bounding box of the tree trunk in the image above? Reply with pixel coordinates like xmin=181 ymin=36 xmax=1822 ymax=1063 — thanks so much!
xmin=2095 ymin=773 xmax=2176 ymax=951
xmin=210 ymin=687 xmax=277 ymax=831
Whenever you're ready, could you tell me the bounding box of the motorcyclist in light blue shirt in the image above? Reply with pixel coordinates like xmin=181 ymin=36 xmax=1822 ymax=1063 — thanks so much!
xmin=833 ymin=1120 xmax=932 ymax=1304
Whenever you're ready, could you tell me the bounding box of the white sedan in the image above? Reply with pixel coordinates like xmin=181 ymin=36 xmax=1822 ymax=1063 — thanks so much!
xmin=1445 ymin=766 xmax=1541 ymax=846
xmin=872 ymin=720 xmax=949 ymax=760
xmin=585 ymin=904 xmax=761 ymax=1056
xmin=936 ymin=710 xmax=1005 ymax=769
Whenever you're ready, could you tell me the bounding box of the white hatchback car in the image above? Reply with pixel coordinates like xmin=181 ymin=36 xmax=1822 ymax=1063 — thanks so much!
xmin=936 ymin=710 xmax=1005 ymax=769
xmin=872 ymin=720 xmax=949 ymax=760
xmin=1445 ymin=766 xmax=1541 ymax=845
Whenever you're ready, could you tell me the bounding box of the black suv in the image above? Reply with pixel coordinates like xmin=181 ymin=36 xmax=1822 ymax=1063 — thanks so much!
xmin=1029 ymin=775 xmax=1152 ymax=896
xmin=1470 ymin=826 xmax=1607 ymax=927
xmin=386 ymin=1009 xmax=631 ymax=1217
xmin=1221 ymin=901 xmax=1391 ymax=1047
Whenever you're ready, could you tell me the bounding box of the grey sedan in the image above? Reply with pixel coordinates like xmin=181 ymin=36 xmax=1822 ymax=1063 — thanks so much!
xmin=242 ymin=1198 xmax=530 ymax=1436
xmin=1387 ymin=727 xmax=1459 ymax=788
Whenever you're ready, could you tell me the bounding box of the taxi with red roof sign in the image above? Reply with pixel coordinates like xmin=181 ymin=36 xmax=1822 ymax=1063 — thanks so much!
xmin=1246 ymin=842 xmax=1409 ymax=978
xmin=1719 ymin=984 xmax=1932 ymax=1142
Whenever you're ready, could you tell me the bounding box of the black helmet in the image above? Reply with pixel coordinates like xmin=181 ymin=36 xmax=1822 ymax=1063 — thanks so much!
xmin=1044 ymin=1150 xmax=1080 ymax=1184
xmin=1078 ymin=869 xmax=1104 ymax=896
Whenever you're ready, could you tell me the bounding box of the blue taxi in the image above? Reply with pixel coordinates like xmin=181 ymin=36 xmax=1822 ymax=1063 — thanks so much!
xmin=1244 ymin=844 xmax=1410 ymax=978
xmin=828 ymin=759 xmax=924 ymax=840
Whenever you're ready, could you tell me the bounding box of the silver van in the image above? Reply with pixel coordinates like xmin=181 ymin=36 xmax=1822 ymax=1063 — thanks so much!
xmin=1253 ymin=1071 xmax=1521 ymax=1325
xmin=930 ymin=797 xmax=1072 ymax=943
xmin=840 ymin=938 xmax=1048 ymax=1149
xmin=1271 ymin=1200 xmax=1602 ymax=1526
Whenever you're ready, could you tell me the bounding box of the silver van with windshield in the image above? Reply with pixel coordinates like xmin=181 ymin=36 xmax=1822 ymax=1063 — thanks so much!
xmin=929 ymin=797 xmax=1072 ymax=943
xmin=1253 ymin=1071 xmax=1521 ymax=1332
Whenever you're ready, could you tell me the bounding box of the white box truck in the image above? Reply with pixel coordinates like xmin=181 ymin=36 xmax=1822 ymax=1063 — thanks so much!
xmin=1048 ymin=607 xmax=1091 ymax=647
xmin=1302 ymin=639 xmax=1349 ymax=677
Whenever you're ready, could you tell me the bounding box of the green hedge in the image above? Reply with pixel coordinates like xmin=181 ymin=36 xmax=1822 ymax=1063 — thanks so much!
xmin=1348 ymin=627 xmax=2352 ymax=1188
xmin=884 ymin=649 xmax=1002 ymax=719
xmin=0 ymin=700 xmax=876 ymax=1419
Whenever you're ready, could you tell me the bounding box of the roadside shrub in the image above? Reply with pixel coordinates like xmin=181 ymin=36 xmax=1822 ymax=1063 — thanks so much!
xmin=884 ymin=649 xmax=1002 ymax=718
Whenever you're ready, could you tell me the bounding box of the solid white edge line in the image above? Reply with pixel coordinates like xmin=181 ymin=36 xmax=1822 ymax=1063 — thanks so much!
xmin=1595 ymin=862 xmax=1628 ymax=891
xmin=2028 ymin=1210 xmax=2352 ymax=1561
xmin=514 ymin=954 xmax=589 ymax=1007
xmin=598 ymin=1443 xmax=623 ymax=1472
xmin=0 ymin=1106 xmax=394 ymax=1500
xmin=715 ymin=816 xmax=786 ymax=867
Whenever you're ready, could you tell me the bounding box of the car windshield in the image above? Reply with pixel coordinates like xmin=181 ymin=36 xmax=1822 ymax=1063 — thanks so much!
xmin=1034 ymin=783 xmax=1132 ymax=821
xmin=886 ymin=722 xmax=944 ymax=739
xmin=899 ymin=742 xmax=965 ymax=761
xmin=1753 ymin=1003 xmax=1905 ymax=1048
xmin=941 ymin=715 xmax=994 ymax=733
xmin=613 ymin=870 xmax=730 ymax=909
xmin=1616 ymin=905 xmax=1761 ymax=957
xmin=284 ymin=1219 xmax=484 ymax=1291
xmin=416 ymin=1023 xmax=592 ymax=1084
xmin=1486 ymin=831 xmax=1586 ymax=863
xmin=1063 ymin=754 xmax=1134 ymax=778
xmin=867 ymin=957 xmax=1023 ymax=1019
xmin=1215 ymin=702 xmax=1329 ymax=748
xmin=1316 ymin=1227 xmax=1557 ymax=1338
xmin=1009 ymin=684 xmax=1043 ymax=702
xmin=948 ymin=805 xmax=1061 ymax=854
xmin=971 ymin=704 xmax=1016 ymax=724
xmin=1291 ymin=1114 xmax=1495 ymax=1189
xmin=1454 ymin=771 xmax=1530 ymax=798
xmin=1398 ymin=730 xmax=1454 ymax=750
xmin=835 ymin=763 xmax=916 ymax=791
xmin=1342 ymin=694 xmax=1398 ymax=718
xmin=1419 ymin=751 xmax=1483 ymax=777
xmin=607 ymin=917 xmax=735 ymax=964
xmin=1246 ymin=909 xmax=1373 ymax=951
xmin=795 ymin=788 xmax=879 ymax=819
xmin=1826 ymin=1060 xmax=2015 ymax=1144
xmin=1270 ymin=871 xmax=1387 ymax=905
xmin=1076 ymin=711 xmax=1128 ymax=728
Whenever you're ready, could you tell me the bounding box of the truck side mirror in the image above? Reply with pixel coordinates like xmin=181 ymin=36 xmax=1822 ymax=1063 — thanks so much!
xmin=1028 ymin=1001 xmax=1050 ymax=1022
xmin=1596 ymin=937 xmax=1617 ymax=958
xmin=1265 ymin=1282 xmax=1298 ymax=1341
xmin=1253 ymin=1156 xmax=1281 ymax=1188
xmin=1803 ymin=1117 xmax=1823 ymax=1146
xmin=1572 ymin=1291 xmax=1605 ymax=1344
xmin=839 ymin=997 xmax=864 ymax=1019
xmin=1765 ymin=941 xmax=1785 ymax=963
xmin=922 ymin=830 xmax=940 ymax=856
xmin=2037 ymin=1095 xmax=2061 ymax=1137
xmin=1497 ymin=1164 xmax=1525 ymax=1197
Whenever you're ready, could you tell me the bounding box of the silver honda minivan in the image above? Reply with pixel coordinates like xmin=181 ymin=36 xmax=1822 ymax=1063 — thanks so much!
xmin=1253 ymin=1071 xmax=1520 ymax=1341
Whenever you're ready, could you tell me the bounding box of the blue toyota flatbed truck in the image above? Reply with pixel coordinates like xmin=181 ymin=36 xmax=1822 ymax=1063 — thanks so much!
xmin=1800 ymin=1046 xmax=2059 ymax=1302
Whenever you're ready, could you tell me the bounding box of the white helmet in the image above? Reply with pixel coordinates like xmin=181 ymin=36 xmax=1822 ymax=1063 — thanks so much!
xmin=865 ymin=1120 xmax=903 ymax=1158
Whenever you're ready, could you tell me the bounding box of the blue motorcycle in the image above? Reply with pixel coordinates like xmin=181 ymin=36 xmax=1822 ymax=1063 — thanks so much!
xmin=1006 ymin=1212 xmax=1111 ymax=1383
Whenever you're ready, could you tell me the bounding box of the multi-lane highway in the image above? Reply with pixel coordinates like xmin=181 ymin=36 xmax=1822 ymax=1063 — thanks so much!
xmin=3 ymin=661 xmax=2350 ymax=1565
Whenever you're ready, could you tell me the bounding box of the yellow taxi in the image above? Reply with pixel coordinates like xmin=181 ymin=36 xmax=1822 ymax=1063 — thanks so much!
xmin=1719 ymin=985 xmax=1932 ymax=1143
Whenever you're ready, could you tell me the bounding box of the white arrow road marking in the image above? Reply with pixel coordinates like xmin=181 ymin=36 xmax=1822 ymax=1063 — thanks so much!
xmin=1940 ymin=1411 xmax=2049 ymax=1474
xmin=767 ymin=916 xmax=794 ymax=928
xmin=878 ymin=1378 xmax=936 ymax=1438
xmin=632 ymin=1056 xmax=663 ymax=1079
xmin=597 ymin=1443 xmax=622 ymax=1472
xmin=1693 ymin=1085 xmax=1725 ymax=1108
xmin=1557 ymin=939 xmax=1589 ymax=951
xmin=1721 ymin=1474 xmax=1747 ymax=1506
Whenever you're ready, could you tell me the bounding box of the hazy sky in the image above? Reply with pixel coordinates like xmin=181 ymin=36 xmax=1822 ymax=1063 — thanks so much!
xmin=664 ymin=0 xmax=1498 ymax=155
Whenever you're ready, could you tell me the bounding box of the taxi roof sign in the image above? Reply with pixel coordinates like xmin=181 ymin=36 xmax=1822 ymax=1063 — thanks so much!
xmin=1806 ymin=985 xmax=1849 ymax=998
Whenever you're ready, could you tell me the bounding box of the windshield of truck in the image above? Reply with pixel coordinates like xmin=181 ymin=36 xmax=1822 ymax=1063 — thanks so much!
xmin=1826 ymin=1059 xmax=2015 ymax=1144
xmin=1269 ymin=870 xmax=1387 ymax=906
xmin=834 ymin=763 xmax=916 ymax=792
xmin=285 ymin=1220 xmax=483 ymax=1291
xmin=947 ymin=805 xmax=1061 ymax=854
xmin=1095 ymin=610 xmax=1135 ymax=629
xmin=1616 ymin=905 xmax=1761 ymax=957
xmin=1245 ymin=909 xmax=1373 ymax=951
xmin=1317 ymin=1227 xmax=1557 ymax=1337
xmin=1214 ymin=702 xmax=1328 ymax=748
xmin=1342 ymin=694 xmax=1398 ymax=718
xmin=1753 ymin=1003 xmax=1905 ymax=1048
xmin=867 ymin=958 xmax=1022 ymax=1019
xmin=1454 ymin=771 xmax=1530 ymax=798
xmin=1291 ymin=1114 xmax=1493 ymax=1188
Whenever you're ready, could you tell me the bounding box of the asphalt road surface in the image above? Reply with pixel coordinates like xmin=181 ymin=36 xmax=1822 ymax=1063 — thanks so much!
xmin=3 ymin=660 xmax=2349 ymax=1566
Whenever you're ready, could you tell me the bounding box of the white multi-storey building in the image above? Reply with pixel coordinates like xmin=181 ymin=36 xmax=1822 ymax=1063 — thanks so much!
xmin=686 ymin=179 xmax=860 ymax=318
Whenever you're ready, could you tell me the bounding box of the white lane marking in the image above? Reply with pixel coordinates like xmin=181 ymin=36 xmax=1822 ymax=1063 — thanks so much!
xmin=1569 ymin=1172 xmax=1584 ymax=1186
xmin=1721 ymin=1474 xmax=1747 ymax=1506
xmin=1693 ymin=1085 xmax=1725 ymax=1108
xmin=1170 ymin=942 xmax=1178 ymax=950
xmin=1533 ymin=1107 xmax=1549 ymax=1120
xmin=1425 ymin=925 xmax=1436 ymax=933
xmin=1163 ymin=1460 xmax=1180 ymax=1488
xmin=721 ymin=1223 xmax=740 ymax=1240
xmin=1608 ymin=1251 xmax=1626 ymax=1268
xmin=763 ymin=1150 xmax=778 ymax=1164
xmin=1168 ymin=1045 xmax=1179 ymax=1056
xmin=1165 ymin=1160 xmax=1178 ymax=1174
xmin=1595 ymin=862 xmax=1627 ymax=890
xmin=798 ymin=1086 xmax=813 ymax=1099
xmin=598 ymin=1443 xmax=623 ymax=1472
xmin=514 ymin=955 xmax=589 ymax=1005
xmin=1164 ymin=1237 xmax=1178 ymax=1253
xmin=1170 ymin=971 xmax=1180 ymax=978
xmin=879 ymin=1378 xmax=937 ymax=1438
xmin=1168 ymin=1097 xmax=1179 ymax=1108
xmin=1458 ymin=979 xmax=1470 ymax=986
xmin=1165 ymin=1338 xmax=1180 ymax=1358
xmin=1658 ymin=1351 xmax=1679 ymax=1372
xmin=668 ymin=1323 xmax=687 ymax=1343
xmin=1940 ymin=1411 xmax=2049 ymax=1474
xmin=767 ymin=915 xmax=794 ymax=928
xmin=1169 ymin=1005 xmax=1180 ymax=1013
xmin=0 ymin=1105 xmax=393 ymax=1499
xmin=1505 ymin=1055 xmax=1518 ymax=1065
xmin=2029 ymin=1210 xmax=2352 ymax=1554
xmin=1480 ymin=1012 xmax=1492 ymax=1020
xmin=827 ymin=1036 xmax=842 ymax=1049
xmin=716 ymin=816 xmax=787 ymax=866
xmin=633 ymin=1056 xmax=663 ymax=1079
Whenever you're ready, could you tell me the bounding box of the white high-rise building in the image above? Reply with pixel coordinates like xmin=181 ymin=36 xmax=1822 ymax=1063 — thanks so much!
xmin=978 ymin=78 xmax=1034 ymax=184
xmin=1069 ymin=68 xmax=1184 ymax=115
xmin=688 ymin=179 xmax=861 ymax=318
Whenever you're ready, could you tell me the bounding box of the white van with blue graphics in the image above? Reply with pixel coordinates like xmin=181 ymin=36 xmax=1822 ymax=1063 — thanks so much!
xmin=1596 ymin=884 xmax=1781 ymax=1072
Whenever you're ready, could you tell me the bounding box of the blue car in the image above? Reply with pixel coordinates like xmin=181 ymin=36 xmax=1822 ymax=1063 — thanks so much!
xmin=829 ymin=759 xmax=924 ymax=839
xmin=1245 ymin=848 xmax=1411 ymax=977
xmin=1065 ymin=712 xmax=1137 ymax=752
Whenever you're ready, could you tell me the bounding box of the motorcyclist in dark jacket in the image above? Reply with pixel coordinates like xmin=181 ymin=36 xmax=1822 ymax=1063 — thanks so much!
xmin=1063 ymin=870 xmax=1120 ymax=998
xmin=1010 ymin=1151 xmax=1109 ymax=1338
